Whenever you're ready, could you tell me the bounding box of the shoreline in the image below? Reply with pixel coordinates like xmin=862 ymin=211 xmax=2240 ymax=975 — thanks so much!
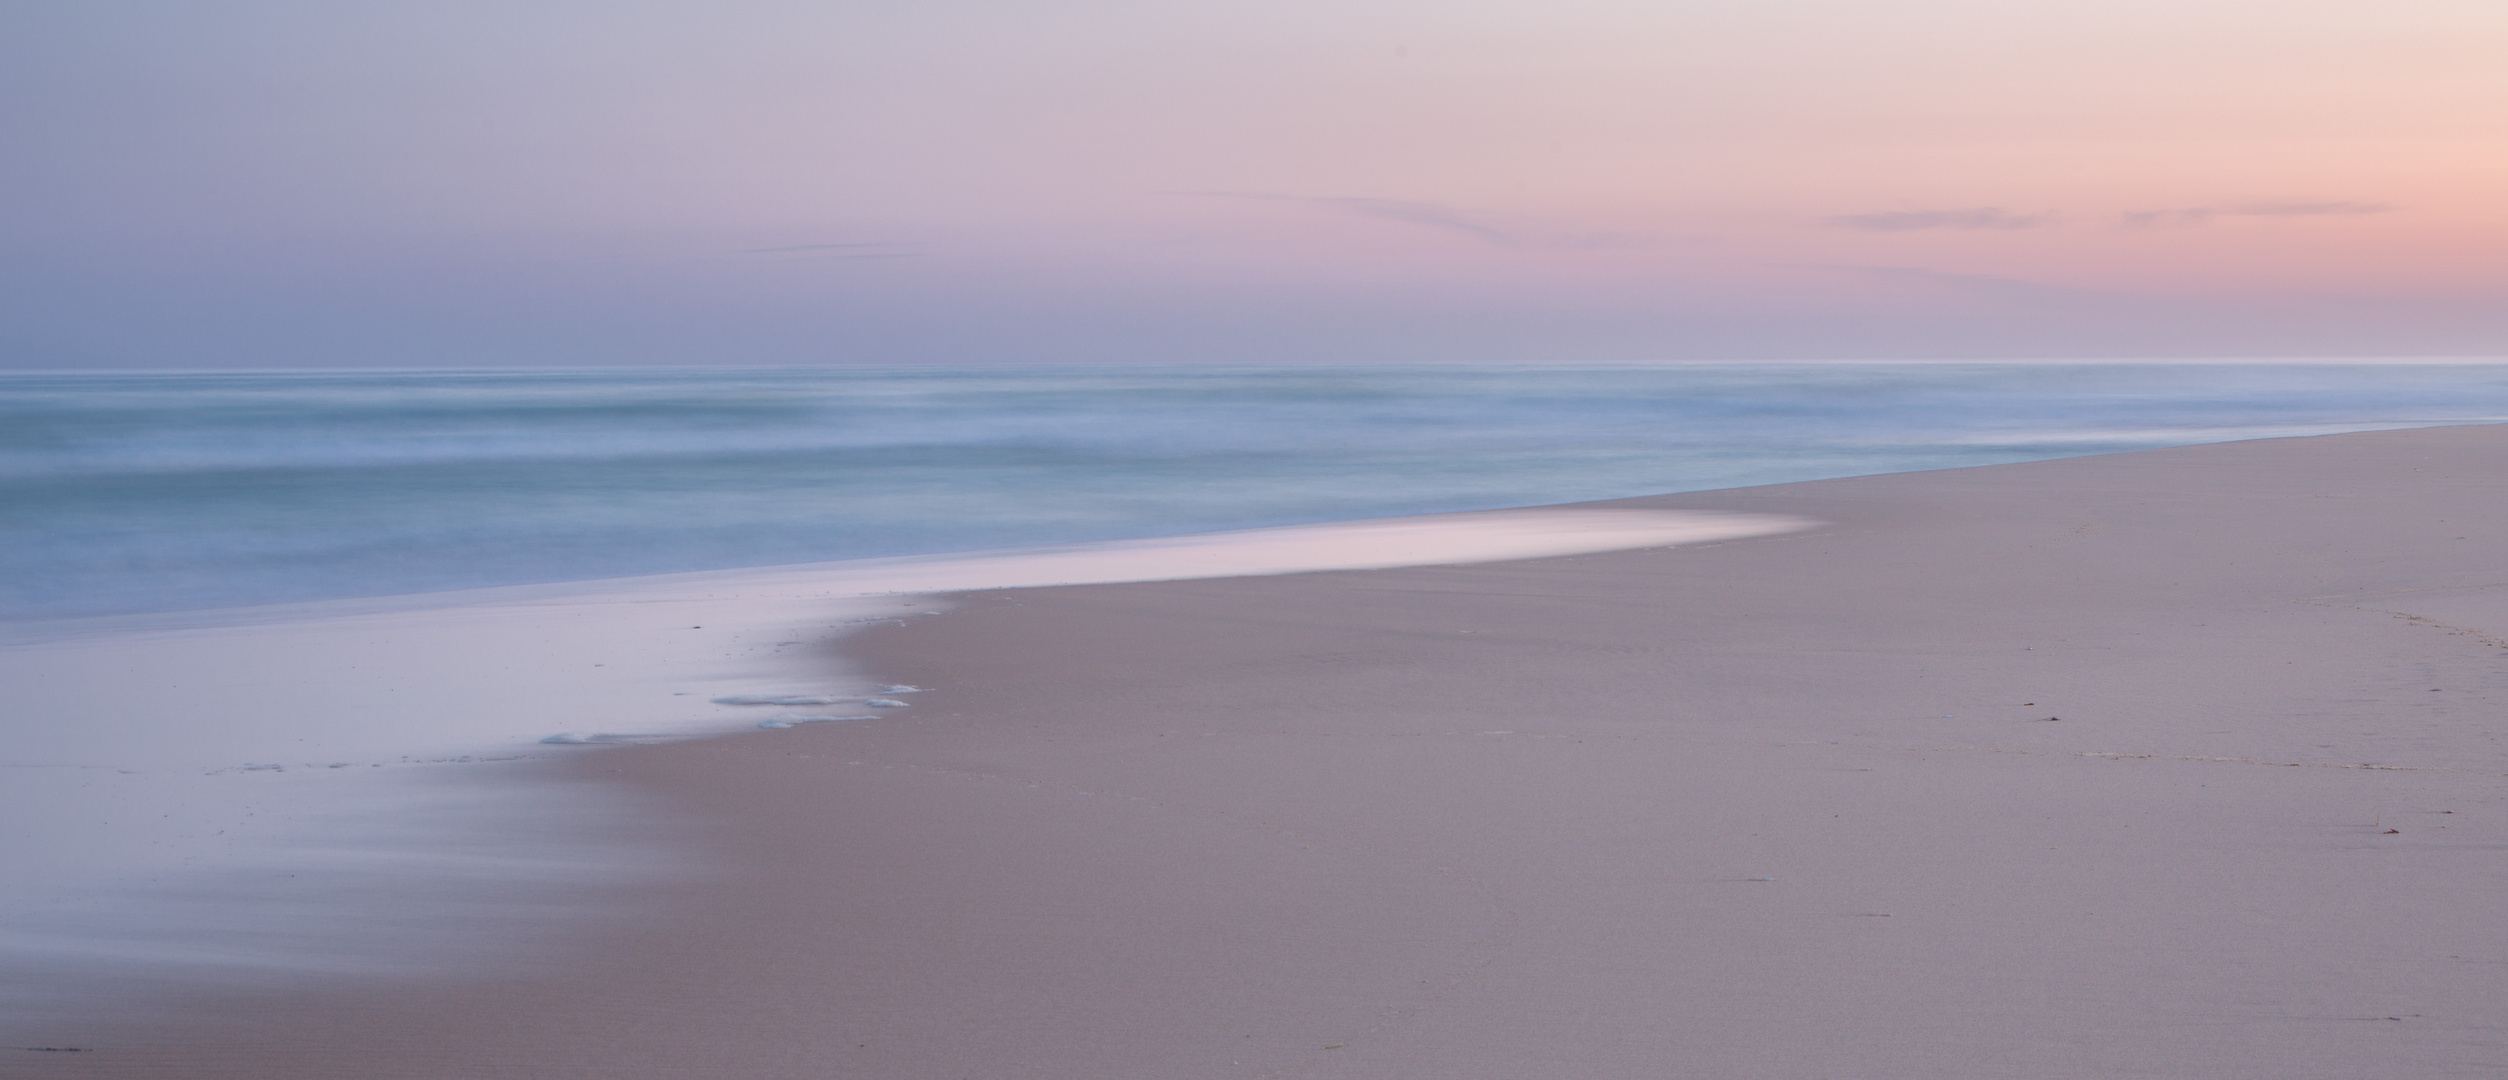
xmin=13 ymin=426 xmax=2508 ymax=1077
xmin=0 ymin=508 xmax=1800 ymax=1030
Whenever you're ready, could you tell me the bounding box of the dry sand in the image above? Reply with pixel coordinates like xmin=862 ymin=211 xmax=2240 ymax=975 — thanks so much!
xmin=14 ymin=425 xmax=2508 ymax=1078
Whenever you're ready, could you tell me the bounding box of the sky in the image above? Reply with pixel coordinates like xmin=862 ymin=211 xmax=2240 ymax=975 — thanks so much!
xmin=2 ymin=0 xmax=2504 ymax=368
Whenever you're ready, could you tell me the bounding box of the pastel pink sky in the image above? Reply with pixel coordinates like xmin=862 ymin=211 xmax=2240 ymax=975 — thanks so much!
xmin=3 ymin=0 xmax=2503 ymax=365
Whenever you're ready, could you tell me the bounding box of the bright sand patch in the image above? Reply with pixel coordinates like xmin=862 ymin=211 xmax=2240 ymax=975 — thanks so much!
xmin=12 ymin=428 xmax=2508 ymax=1078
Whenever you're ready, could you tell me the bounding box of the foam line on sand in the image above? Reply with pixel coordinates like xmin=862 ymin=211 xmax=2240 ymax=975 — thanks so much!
xmin=0 ymin=507 xmax=1802 ymax=1003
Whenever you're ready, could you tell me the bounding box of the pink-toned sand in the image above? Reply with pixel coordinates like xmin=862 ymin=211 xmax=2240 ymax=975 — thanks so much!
xmin=18 ymin=425 xmax=2508 ymax=1079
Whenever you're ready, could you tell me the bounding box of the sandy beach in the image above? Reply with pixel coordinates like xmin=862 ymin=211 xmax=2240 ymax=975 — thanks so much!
xmin=14 ymin=424 xmax=2508 ymax=1078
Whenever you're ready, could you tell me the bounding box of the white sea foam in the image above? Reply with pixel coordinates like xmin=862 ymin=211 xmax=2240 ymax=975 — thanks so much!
xmin=711 ymin=694 xmax=849 ymax=705
xmin=863 ymin=698 xmax=910 ymax=708
xmin=759 ymin=714 xmax=875 ymax=728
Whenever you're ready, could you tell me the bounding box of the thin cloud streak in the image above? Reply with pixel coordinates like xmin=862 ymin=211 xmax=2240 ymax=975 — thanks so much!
xmin=1173 ymin=191 xmax=1651 ymax=251
xmin=1824 ymin=208 xmax=2061 ymax=232
xmin=1325 ymin=196 xmax=1516 ymax=246
xmin=1827 ymin=203 xmax=2395 ymax=232
xmin=2119 ymin=202 xmax=2396 ymax=229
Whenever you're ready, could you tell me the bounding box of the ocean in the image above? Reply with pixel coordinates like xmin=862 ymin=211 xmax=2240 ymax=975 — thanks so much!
xmin=7 ymin=361 xmax=2508 ymax=623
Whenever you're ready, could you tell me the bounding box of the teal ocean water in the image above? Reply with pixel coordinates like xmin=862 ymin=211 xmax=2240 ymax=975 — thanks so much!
xmin=7 ymin=361 xmax=2508 ymax=621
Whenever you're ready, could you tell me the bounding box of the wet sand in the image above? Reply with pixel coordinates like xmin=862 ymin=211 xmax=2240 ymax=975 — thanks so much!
xmin=17 ymin=425 xmax=2508 ymax=1078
